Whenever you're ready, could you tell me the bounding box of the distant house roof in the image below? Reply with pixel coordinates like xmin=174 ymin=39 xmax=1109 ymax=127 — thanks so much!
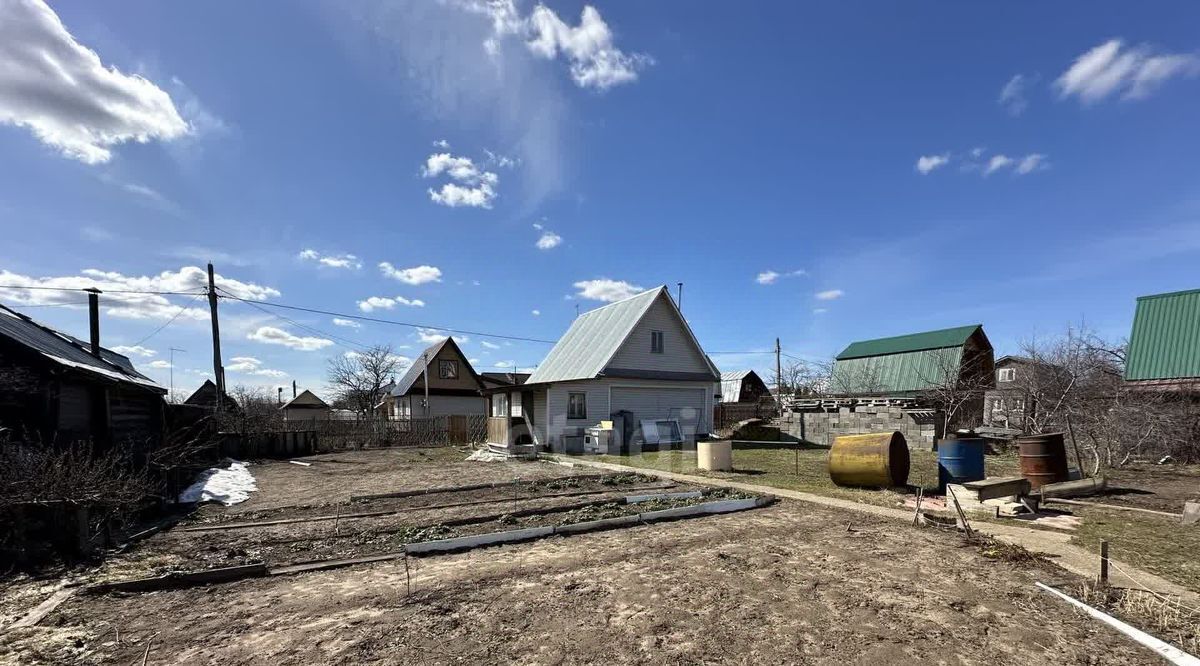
xmin=1125 ymin=288 xmax=1200 ymax=382
xmin=184 ymin=379 xmax=240 ymax=412
xmin=718 ymin=370 xmax=768 ymax=403
xmin=0 ymin=303 xmax=164 ymax=392
xmin=280 ymin=389 xmax=329 ymax=410
xmin=390 ymin=337 xmax=483 ymax=396
xmin=480 ymin=372 xmax=530 ymax=387
xmin=830 ymin=325 xmax=992 ymax=395
xmin=526 ymin=286 xmax=720 ymax=385
xmin=836 ymin=324 xmax=983 ymax=360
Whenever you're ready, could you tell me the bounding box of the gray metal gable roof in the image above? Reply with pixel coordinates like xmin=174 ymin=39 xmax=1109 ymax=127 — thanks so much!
xmin=527 ymin=286 xmax=718 ymax=385
xmin=0 ymin=303 xmax=163 ymax=391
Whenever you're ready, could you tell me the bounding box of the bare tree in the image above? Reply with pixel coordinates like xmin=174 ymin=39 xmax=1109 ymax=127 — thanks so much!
xmin=217 ymin=385 xmax=283 ymax=436
xmin=916 ymin=346 xmax=994 ymax=434
xmin=326 ymin=345 xmax=405 ymax=417
xmin=828 ymin=357 xmax=888 ymax=396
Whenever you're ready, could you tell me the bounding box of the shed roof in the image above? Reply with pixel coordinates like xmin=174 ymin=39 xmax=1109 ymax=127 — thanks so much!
xmin=0 ymin=303 xmax=163 ymax=392
xmin=526 ymin=287 xmax=719 ymax=385
xmin=390 ymin=337 xmax=482 ymax=396
xmin=1125 ymin=288 xmax=1200 ymax=381
xmin=836 ymin=324 xmax=982 ymax=360
xmin=280 ymin=389 xmax=328 ymax=409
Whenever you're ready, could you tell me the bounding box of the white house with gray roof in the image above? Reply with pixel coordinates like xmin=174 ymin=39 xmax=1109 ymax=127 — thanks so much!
xmin=484 ymin=286 xmax=720 ymax=453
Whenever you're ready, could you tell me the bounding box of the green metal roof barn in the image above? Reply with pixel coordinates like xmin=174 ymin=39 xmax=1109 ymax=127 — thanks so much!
xmin=1125 ymin=288 xmax=1200 ymax=385
xmin=830 ymin=324 xmax=994 ymax=396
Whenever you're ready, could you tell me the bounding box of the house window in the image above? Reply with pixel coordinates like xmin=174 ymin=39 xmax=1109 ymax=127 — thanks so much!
xmin=492 ymin=393 xmax=508 ymax=417
xmin=651 ymin=330 xmax=664 ymax=354
xmin=993 ymin=398 xmax=1006 ymax=412
xmin=998 ymin=368 xmax=1015 ymax=382
xmin=1012 ymin=398 xmax=1024 ymax=412
xmin=567 ymin=392 xmax=587 ymax=419
xmin=439 ymin=359 xmax=459 ymax=379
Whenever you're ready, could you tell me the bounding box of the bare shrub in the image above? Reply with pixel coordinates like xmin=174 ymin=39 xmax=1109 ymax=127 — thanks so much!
xmin=327 ymin=345 xmax=405 ymax=417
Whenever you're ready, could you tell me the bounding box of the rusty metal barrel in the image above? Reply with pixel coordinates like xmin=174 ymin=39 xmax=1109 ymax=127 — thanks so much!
xmin=828 ymin=432 xmax=910 ymax=488
xmin=1017 ymin=432 xmax=1070 ymax=489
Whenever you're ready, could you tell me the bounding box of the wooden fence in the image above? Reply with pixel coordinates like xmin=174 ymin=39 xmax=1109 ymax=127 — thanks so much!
xmin=713 ymin=399 xmax=780 ymax=431
xmin=218 ymin=415 xmax=489 ymax=458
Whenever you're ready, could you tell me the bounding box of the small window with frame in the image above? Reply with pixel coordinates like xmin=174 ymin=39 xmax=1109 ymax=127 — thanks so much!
xmin=651 ymin=330 xmax=664 ymax=354
xmin=998 ymin=368 xmax=1015 ymax=382
xmin=567 ymin=392 xmax=587 ymax=419
xmin=439 ymin=359 xmax=459 ymax=379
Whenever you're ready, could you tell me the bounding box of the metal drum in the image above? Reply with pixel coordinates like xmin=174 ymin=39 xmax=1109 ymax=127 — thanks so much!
xmin=828 ymin=432 xmax=910 ymax=488
xmin=937 ymin=433 xmax=985 ymax=492
xmin=1017 ymin=433 xmax=1069 ymax=489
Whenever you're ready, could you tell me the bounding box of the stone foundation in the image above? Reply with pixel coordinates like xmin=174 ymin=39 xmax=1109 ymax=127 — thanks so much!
xmin=781 ymin=406 xmax=943 ymax=450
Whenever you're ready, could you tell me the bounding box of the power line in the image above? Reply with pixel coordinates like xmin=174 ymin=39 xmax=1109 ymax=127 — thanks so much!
xmin=219 ymin=287 xmax=368 ymax=353
xmin=216 ymin=293 xmax=560 ymax=344
xmin=132 ymin=293 xmax=205 ymax=346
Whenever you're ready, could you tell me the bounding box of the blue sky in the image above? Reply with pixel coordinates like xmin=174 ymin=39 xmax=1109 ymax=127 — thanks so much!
xmin=2 ymin=0 xmax=1199 ymax=400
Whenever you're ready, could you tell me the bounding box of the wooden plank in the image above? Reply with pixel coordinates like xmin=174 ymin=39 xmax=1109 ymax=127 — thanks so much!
xmin=87 ymin=563 xmax=268 ymax=594
xmin=7 ymin=588 xmax=77 ymax=630
xmin=1044 ymin=497 xmax=1183 ymax=519
xmin=269 ymin=553 xmax=404 ymax=576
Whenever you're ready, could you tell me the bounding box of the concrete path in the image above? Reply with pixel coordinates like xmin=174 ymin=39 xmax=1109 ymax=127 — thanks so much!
xmin=549 ymin=455 xmax=1200 ymax=604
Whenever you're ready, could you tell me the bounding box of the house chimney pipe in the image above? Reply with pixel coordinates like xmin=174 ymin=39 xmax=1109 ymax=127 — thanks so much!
xmin=85 ymin=288 xmax=102 ymax=358
xmin=293 ymin=380 xmax=297 ymax=398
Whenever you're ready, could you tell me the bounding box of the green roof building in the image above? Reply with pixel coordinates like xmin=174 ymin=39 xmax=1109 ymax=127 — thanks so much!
xmin=1125 ymin=288 xmax=1200 ymax=387
xmin=830 ymin=324 xmax=994 ymax=396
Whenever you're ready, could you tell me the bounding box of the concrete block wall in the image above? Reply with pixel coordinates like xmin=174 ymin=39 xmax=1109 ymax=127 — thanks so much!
xmin=780 ymin=406 xmax=943 ymax=450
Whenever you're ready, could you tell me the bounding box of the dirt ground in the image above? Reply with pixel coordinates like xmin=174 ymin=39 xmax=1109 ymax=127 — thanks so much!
xmin=1 ymin=447 xmax=1169 ymax=665
xmin=1098 ymin=463 xmax=1200 ymax=512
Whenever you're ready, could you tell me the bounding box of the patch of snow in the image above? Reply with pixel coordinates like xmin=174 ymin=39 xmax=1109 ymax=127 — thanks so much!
xmin=178 ymin=460 xmax=257 ymax=505
xmin=466 ymin=449 xmax=510 ymax=463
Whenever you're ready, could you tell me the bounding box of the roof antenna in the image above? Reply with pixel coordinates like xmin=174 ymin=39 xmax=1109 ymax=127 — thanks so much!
xmin=677 ymin=282 xmax=684 ymax=313
xmin=575 ymin=303 xmax=580 ymax=318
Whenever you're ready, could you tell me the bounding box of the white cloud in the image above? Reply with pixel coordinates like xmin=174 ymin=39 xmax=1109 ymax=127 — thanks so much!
xmin=421 ymin=151 xmax=499 ymax=208
xmin=379 ymin=262 xmax=442 ymax=285
xmin=247 ymin=326 xmax=333 ymax=352
xmin=1055 ymin=39 xmax=1200 ymax=104
xmin=0 ymin=266 xmax=277 ymax=321
xmin=492 ymin=360 xmax=514 ymax=368
xmin=0 ymin=0 xmax=190 ymax=164
xmin=531 ymin=309 xmax=541 ymax=316
xmin=916 ymin=153 xmax=950 ymax=175
xmin=357 ymin=295 xmax=425 ymax=312
xmin=298 ymin=249 xmax=362 ymax=270
xmin=1015 ymin=153 xmax=1047 ymax=175
xmin=416 ymin=328 xmax=468 ymax=345
xmin=536 ymin=230 xmax=563 ymax=250
xmin=998 ymin=74 xmax=1029 ymax=115
xmin=812 ymin=308 xmax=828 ymax=315
xmin=815 ymin=289 xmax=844 ymax=301
xmin=462 ymin=1 xmax=650 ymax=91
xmin=573 ymin=278 xmax=644 ymax=302
xmin=226 ymin=355 xmax=288 ymax=378
xmin=756 ymin=271 xmax=780 ymax=285
xmin=111 ymin=345 xmax=156 ymax=358
xmin=332 ymin=317 xmax=361 ymax=328
xmin=433 ymin=138 xmax=450 ymax=149
xmin=985 ymin=154 xmax=1014 ymax=175
xmin=480 ymin=340 xmax=501 ymax=349
xmin=532 ymin=222 xmax=544 ymax=230
xmin=148 ymin=360 xmax=172 ymax=369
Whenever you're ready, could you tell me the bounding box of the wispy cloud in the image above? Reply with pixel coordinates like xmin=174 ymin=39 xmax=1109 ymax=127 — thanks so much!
xmin=416 ymin=328 xmax=469 ymax=345
xmin=332 ymin=318 xmax=361 ymax=328
xmin=379 ymin=262 xmax=442 ymax=285
xmin=815 ymin=289 xmax=844 ymax=301
xmin=421 ymin=150 xmax=498 ymax=208
xmin=298 ymin=249 xmax=362 ymax=270
xmin=247 ymin=326 xmax=333 ymax=351
xmin=998 ymin=74 xmax=1030 ymax=116
xmin=0 ymin=0 xmax=190 ymax=164
xmin=756 ymin=269 xmax=806 ymax=285
xmin=481 ymin=340 xmax=501 ymax=349
xmin=226 ymin=356 xmax=288 ymax=378
xmin=535 ymin=229 xmax=563 ymax=250
xmin=574 ymin=278 xmax=644 ymax=302
xmin=915 ymin=153 xmax=950 ymax=175
xmin=1056 ymin=39 xmax=1200 ymax=104
xmin=112 ymin=345 xmax=156 ymax=358
xmin=531 ymin=309 xmax=541 ymax=316
xmin=357 ymin=295 xmax=425 ymax=312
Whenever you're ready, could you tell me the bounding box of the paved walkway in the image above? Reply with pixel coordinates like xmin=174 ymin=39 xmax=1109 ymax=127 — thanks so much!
xmin=548 ymin=455 xmax=1200 ymax=604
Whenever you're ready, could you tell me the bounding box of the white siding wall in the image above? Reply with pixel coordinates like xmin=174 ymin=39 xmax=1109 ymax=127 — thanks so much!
xmin=606 ymin=296 xmax=712 ymax=375
xmin=532 ymin=390 xmax=548 ymax=446
xmin=539 ymin=378 xmax=713 ymax=448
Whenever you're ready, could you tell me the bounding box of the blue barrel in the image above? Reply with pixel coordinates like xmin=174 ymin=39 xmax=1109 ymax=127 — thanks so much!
xmin=938 ymin=434 xmax=985 ymax=492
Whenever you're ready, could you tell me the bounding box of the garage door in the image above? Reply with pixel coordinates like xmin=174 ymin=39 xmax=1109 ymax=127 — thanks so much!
xmin=610 ymin=386 xmax=707 ymax=441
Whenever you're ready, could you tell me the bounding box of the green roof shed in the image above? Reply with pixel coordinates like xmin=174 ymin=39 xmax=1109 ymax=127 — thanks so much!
xmin=1125 ymin=288 xmax=1200 ymax=383
xmin=830 ymin=324 xmax=994 ymax=396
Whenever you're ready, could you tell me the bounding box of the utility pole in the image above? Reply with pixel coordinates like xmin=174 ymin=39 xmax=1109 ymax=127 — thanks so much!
xmin=775 ymin=337 xmax=782 ymax=406
xmin=169 ymin=347 xmax=186 ymax=403
xmin=677 ymin=282 xmax=683 ymax=313
xmin=206 ymin=263 xmax=224 ymax=414
xmin=422 ymin=351 xmax=431 ymax=418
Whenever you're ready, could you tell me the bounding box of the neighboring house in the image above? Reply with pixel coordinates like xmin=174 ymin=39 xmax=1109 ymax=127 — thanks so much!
xmin=480 ymin=372 xmax=531 ymax=390
xmin=1125 ymin=288 xmax=1200 ymax=390
xmin=485 ymin=286 xmax=720 ymax=453
xmin=982 ymin=356 xmax=1063 ymax=431
xmin=380 ymin=337 xmax=487 ymax=419
xmin=830 ymin=324 xmax=994 ymax=397
xmin=718 ymin=370 xmax=770 ymax=404
xmin=0 ymin=302 xmax=166 ymax=447
xmin=183 ymin=379 xmax=240 ymax=413
xmin=279 ymin=389 xmax=331 ymax=422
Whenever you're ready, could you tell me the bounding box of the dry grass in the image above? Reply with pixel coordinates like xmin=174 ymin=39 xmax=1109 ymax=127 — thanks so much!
xmin=1068 ymin=507 xmax=1200 ymax=594
xmin=1074 ymin=580 xmax=1200 ymax=655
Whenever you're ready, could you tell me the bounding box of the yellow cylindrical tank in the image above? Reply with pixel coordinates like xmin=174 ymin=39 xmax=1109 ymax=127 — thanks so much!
xmin=697 ymin=440 xmax=732 ymax=471
xmin=828 ymin=432 xmax=910 ymax=488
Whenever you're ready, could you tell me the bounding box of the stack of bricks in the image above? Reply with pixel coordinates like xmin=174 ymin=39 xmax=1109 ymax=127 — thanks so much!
xmin=781 ymin=405 xmax=942 ymax=450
